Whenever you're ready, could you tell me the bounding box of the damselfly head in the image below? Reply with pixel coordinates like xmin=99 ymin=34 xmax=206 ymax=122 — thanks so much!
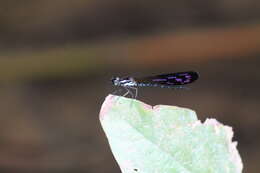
xmin=111 ymin=77 xmax=120 ymax=86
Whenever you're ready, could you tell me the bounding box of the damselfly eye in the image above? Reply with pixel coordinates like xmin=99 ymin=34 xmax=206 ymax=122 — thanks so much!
xmin=111 ymin=77 xmax=121 ymax=86
xmin=111 ymin=77 xmax=116 ymax=83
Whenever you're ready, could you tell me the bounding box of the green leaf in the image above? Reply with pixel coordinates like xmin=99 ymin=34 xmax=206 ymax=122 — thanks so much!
xmin=100 ymin=95 xmax=243 ymax=173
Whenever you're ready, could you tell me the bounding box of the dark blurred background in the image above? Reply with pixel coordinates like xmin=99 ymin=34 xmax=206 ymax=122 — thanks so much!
xmin=0 ymin=0 xmax=260 ymax=172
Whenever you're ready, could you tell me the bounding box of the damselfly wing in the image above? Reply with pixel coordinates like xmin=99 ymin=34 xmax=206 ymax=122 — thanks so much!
xmin=134 ymin=71 xmax=199 ymax=88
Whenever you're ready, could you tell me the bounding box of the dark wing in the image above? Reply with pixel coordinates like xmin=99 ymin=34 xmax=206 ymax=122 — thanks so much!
xmin=135 ymin=71 xmax=199 ymax=86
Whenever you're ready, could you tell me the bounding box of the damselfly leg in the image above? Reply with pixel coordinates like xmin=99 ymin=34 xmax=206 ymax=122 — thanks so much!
xmin=122 ymin=87 xmax=136 ymax=98
xmin=112 ymin=88 xmax=123 ymax=95
xmin=128 ymin=86 xmax=138 ymax=99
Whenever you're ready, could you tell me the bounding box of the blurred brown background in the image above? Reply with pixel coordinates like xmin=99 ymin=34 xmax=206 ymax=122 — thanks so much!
xmin=0 ymin=0 xmax=260 ymax=172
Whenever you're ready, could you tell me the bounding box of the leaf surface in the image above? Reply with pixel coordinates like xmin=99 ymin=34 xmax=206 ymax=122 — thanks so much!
xmin=100 ymin=95 xmax=243 ymax=173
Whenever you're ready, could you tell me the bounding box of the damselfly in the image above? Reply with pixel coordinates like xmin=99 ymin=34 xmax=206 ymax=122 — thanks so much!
xmin=111 ymin=71 xmax=199 ymax=98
